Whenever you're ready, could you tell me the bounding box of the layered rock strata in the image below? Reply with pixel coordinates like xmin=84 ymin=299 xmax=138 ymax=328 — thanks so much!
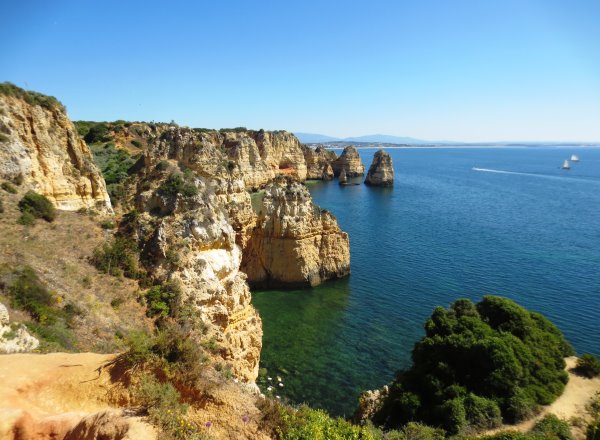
xmin=364 ymin=149 xmax=394 ymax=186
xmin=241 ymin=177 xmax=350 ymax=287
xmin=0 ymin=86 xmax=112 ymax=212
xmin=332 ymin=146 xmax=365 ymax=177
xmin=132 ymin=164 xmax=262 ymax=382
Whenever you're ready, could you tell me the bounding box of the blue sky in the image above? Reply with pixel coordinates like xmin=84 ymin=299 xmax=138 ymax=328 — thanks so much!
xmin=2 ymin=0 xmax=600 ymax=141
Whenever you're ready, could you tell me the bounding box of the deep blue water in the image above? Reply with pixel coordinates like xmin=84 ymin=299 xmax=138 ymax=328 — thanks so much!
xmin=252 ymin=147 xmax=600 ymax=416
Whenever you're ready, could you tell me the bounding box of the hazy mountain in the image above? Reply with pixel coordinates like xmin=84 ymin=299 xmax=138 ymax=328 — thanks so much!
xmin=294 ymin=132 xmax=341 ymax=143
xmin=342 ymin=134 xmax=430 ymax=144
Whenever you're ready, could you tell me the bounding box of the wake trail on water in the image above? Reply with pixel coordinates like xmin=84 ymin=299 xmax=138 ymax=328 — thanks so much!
xmin=472 ymin=167 xmax=600 ymax=184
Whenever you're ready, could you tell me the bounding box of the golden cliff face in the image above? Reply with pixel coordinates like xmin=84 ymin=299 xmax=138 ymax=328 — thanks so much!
xmin=241 ymin=177 xmax=350 ymax=288
xmin=132 ymin=164 xmax=263 ymax=382
xmin=332 ymin=146 xmax=365 ymax=177
xmin=364 ymin=149 xmax=394 ymax=186
xmin=302 ymin=145 xmax=337 ymax=180
xmin=0 ymin=93 xmax=112 ymax=212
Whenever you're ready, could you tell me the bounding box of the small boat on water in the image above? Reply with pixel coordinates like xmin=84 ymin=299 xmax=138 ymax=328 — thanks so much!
xmin=570 ymin=154 xmax=580 ymax=162
xmin=562 ymin=160 xmax=570 ymax=170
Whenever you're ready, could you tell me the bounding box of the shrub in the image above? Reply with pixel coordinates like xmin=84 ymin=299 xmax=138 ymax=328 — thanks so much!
xmin=92 ymin=236 xmax=140 ymax=278
xmin=17 ymin=211 xmax=36 ymax=225
xmin=18 ymin=191 xmax=56 ymax=222
xmin=100 ymin=220 xmax=115 ymax=229
xmin=2 ymin=181 xmax=17 ymax=193
xmin=373 ymin=296 xmax=573 ymax=433
xmin=84 ymin=123 xmax=111 ymax=144
xmin=157 ymin=172 xmax=198 ymax=198
xmin=277 ymin=405 xmax=379 ymax=440
xmin=576 ymin=354 xmax=600 ymax=378
xmin=7 ymin=266 xmax=78 ymax=350
xmin=144 ymin=284 xmax=180 ymax=318
xmin=531 ymin=414 xmax=572 ymax=440
xmin=130 ymin=139 xmax=142 ymax=148
xmin=385 ymin=422 xmax=445 ymax=440
xmin=0 ymin=82 xmax=64 ymax=111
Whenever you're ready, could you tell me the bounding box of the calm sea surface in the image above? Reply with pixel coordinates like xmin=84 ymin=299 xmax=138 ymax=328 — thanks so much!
xmin=252 ymin=147 xmax=600 ymax=416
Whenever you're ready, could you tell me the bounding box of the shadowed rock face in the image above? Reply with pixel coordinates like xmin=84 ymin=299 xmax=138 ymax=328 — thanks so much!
xmin=0 ymin=91 xmax=112 ymax=212
xmin=241 ymin=177 xmax=350 ymax=288
xmin=365 ymin=149 xmax=394 ymax=187
xmin=302 ymin=145 xmax=337 ymax=180
xmin=332 ymin=146 xmax=365 ymax=177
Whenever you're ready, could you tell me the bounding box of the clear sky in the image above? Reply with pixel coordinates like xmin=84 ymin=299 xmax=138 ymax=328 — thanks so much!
xmin=2 ymin=0 xmax=600 ymax=141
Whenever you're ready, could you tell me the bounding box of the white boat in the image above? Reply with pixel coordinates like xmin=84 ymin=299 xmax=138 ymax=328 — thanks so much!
xmin=570 ymin=154 xmax=580 ymax=162
xmin=562 ymin=160 xmax=570 ymax=170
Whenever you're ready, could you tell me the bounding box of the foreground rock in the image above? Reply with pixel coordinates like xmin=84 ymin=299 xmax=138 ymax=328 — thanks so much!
xmin=332 ymin=146 xmax=365 ymax=177
xmin=0 ymin=83 xmax=112 ymax=212
xmin=0 ymin=303 xmax=39 ymax=354
xmin=242 ymin=177 xmax=350 ymax=287
xmin=364 ymin=149 xmax=394 ymax=186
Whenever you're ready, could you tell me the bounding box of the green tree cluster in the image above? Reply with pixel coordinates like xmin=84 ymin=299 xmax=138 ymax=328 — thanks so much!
xmin=373 ymin=296 xmax=573 ymax=435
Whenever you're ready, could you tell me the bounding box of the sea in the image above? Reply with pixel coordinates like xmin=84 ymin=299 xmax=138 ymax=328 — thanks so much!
xmin=252 ymin=147 xmax=600 ymax=417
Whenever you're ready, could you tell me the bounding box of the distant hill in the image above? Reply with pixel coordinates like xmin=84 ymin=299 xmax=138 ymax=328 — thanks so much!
xmin=294 ymin=132 xmax=436 ymax=145
xmin=342 ymin=134 xmax=431 ymax=144
xmin=294 ymin=133 xmax=341 ymax=143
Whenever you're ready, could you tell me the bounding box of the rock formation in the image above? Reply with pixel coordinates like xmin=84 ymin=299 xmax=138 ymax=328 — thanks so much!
xmin=364 ymin=149 xmax=394 ymax=186
xmin=241 ymin=177 xmax=350 ymax=287
xmin=132 ymin=164 xmax=262 ymax=382
xmin=339 ymin=168 xmax=348 ymax=185
xmin=0 ymin=84 xmax=112 ymax=212
xmin=302 ymin=145 xmax=337 ymax=180
xmin=0 ymin=302 xmax=40 ymax=353
xmin=332 ymin=146 xmax=365 ymax=177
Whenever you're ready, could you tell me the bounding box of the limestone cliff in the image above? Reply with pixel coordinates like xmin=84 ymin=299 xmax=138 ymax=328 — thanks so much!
xmin=332 ymin=146 xmax=365 ymax=177
xmin=241 ymin=177 xmax=350 ymax=288
xmin=302 ymin=144 xmax=337 ymax=180
xmin=131 ymin=163 xmax=262 ymax=382
xmin=0 ymin=84 xmax=112 ymax=212
xmin=364 ymin=149 xmax=394 ymax=186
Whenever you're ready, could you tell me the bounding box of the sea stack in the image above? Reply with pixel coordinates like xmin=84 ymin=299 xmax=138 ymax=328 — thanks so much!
xmin=332 ymin=146 xmax=365 ymax=177
xmin=339 ymin=168 xmax=348 ymax=184
xmin=365 ymin=149 xmax=394 ymax=187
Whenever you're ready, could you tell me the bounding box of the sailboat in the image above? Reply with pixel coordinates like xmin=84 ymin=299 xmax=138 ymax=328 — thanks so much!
xmin=570 ymin=154 xmax=580 ymax=162
xmin=562 ymin=160 xmax=570 ymax=170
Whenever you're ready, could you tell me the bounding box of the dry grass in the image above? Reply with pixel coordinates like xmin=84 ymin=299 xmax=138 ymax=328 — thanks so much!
xmin=0 ymin=187 xmax=151 ymax=352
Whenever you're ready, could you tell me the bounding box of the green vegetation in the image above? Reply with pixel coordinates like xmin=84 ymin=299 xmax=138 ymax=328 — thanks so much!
xmin=17 ymin=211 xmax=35 ymax=225
xmin=588 ymin=393 xmax=600 ymax=440
xmin=1 ymin=181 xmax=17 ymax=194
xmin=157 ymin=172 xmax=198 ymax=198
xmin=90 ymin=142 xmax=138 ymax=205
xmin=277 ymin=405 xmax=382 ymax=440
xmin=576 ymin=354 xmax=600 ymax=378
xmin=0 ymin=82 xmax=65 ymax=111
xmin=144 ymin=282 xmax=181 ymax=318
xmin=4 ymin=266 xmax=78 ymax=350
xmin=373 ymin=296 xmax=573 ymax=435
xmin=218 ymin=127 xmax=248 ymax=133
xmin=84 ymin=123 xmax=112 ymax=144
xmin=130 ymin=139 xmax=142 ymax=148
xmin=18 ymin=191 xmax=56 ymax=222
xmin=92 ymin=236 xmax=140 ymax=278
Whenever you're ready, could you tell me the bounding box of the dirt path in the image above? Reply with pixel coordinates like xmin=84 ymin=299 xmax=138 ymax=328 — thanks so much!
xmin=485 ymin=356 xmax=600 ymax=438
xmin=0 ymin=352 xmax=155 ymax=440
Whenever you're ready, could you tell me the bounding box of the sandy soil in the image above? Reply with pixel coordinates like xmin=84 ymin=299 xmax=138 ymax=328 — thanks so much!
xmin=0 ymin=352 xmax=155 ymax=440
xmin=485 ymin=356 xmax=600 ymax=439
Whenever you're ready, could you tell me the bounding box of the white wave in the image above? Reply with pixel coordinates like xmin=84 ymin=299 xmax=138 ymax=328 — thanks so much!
xmin=471 ymin=167 xmax=599 ymax=184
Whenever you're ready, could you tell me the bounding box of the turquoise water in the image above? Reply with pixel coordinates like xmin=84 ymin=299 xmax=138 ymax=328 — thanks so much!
xmin=252 ymin=147 xmax=600 ymax=417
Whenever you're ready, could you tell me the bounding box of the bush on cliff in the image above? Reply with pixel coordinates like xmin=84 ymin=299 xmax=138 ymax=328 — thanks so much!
xmin=0 ymin=82 xmax=64 ymax=111
xmin=157 ymin=172 xmax=198 ymax=198
xmin=92 ymin=236 xmax=140 ymax=278
xmin=372 ymin=296 xmax=573 ymax=435
xmin=576 ymin=354 xmax=600 ymax=378
xmin=18 ymin=191 xmax=56 ymax=222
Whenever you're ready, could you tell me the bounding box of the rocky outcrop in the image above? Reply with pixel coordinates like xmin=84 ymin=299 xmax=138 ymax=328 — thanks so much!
xmin=302 ymin=145 xmax=337 ymax=180
xmin=0 ymin=85 xmax=112 ymax=212
xmin=241 ymin=177 xmax=350 ymax=287
xmin=132 ymin=167 xmax=262 ymax=382
xmin=332 ymin=146 xmax=365 ymax=177
xmin=353 ymin=386 xmax=389 ymax=425
xmin=364 ymin=149 xmax=394 ymax=187
xmin=0 ymin=303 xmax=40 ymax=354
